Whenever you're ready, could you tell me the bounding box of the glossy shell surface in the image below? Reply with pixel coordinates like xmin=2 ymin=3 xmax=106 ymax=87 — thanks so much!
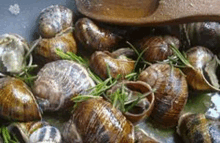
xmin=0 ymin=33 xmax=29 ymax=74
xmin=90 ymin=50 xmax=135 ymax=79
xmin=66 ymin=98 xmax=135 ymax=143
xmin=33 ymin=60 xmax=95 ymax=111
xmin=38 ymin=5 xmax=74 ymax=38
xmin=0 ymin=77 xmax=41 ymax=121
xmin=139 ymin=63 xmax=188 ymax=128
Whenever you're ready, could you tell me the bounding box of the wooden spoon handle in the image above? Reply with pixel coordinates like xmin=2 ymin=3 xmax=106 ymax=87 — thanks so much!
xmin=76 ymin=0 xmax=220 ymax=26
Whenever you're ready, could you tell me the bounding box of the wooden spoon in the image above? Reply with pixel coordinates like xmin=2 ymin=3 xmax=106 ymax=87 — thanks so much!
xmin=75 ymin=0 xmax=220 ymax=25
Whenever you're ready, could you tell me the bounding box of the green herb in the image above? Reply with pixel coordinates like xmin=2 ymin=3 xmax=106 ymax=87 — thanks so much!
xmin=0 ymin=126 xmax=18 ymax=143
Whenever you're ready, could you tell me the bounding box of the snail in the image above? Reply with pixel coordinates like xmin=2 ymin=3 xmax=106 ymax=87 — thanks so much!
xmin=0 ymin=33 xmax=30 ymax=74
xmin=74 ymin=17 xmax=123 ymax=52
xmin=182 ymin=46 xmax=219 ymax=91
xmin=139 ymin=35 xmax=180 ymax=63
xmin=0 ymin=77 xmax=41 ymax=122
xmin=138 ymin=63 xmax=188 ymax=128
xmin=34 ymin=5 xmax=77 ymax=64
xmin=106 ymin=81 xmax=155 ymax=124
xmin=180 ymin=22 xmax=220 ymax=53
xmin=32 ymin=60 xmax=95 ymax=112
xmin=62 ymin=98 xmax=135 ymax=143
xmin=8 ymin=121 xmax=62 ymax=143
xmin=90 ymin=48 xmax=135 ymax=80
xmin=177 ymin=113 xmax=220 ymax=143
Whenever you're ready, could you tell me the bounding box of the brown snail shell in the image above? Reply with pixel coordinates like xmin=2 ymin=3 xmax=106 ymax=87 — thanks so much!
xmin=180 ymin=22 xmax=220 ymax=53
xmin=183 ymin=46 xmax=219 ymax=91
xmin=34 ymin=29 xmax=77 ymax=64
xmin=0 ymin=33 xmax=29 ymax=74
xmin=0 ymin=77 xmax=41 ymax=121
xmin=38 ymin=5 xmax=74 ymax=38
xmin=139 ymin=35 xmax=180 ymax=62
xmin=138 ymin=63 xmax=188 ymax=128
xmin=106 ymin=81 xmax=155 ymax=124
xmin=63 ymin=98 xmax=135 ymax=143
xmin=75 ymin=17 xmax=123 ymax=52
xmin=90 ymin=48 xmax=135 ymax=80
xmin=32 ymin=60 xmax=95 ymax=112
xmin=177 ymin=113 xmax=216 ymax=143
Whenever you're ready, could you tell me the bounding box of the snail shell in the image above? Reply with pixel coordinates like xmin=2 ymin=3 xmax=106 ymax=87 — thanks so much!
xmin=135 ymin=128 xmax=159 ymax=143
xmin=90 ymin=49 xmax=135 ymax=79
xmin=9 ymin=121 xmax=62 ymax=143
xmin=75 ymin=18 xmax=123 ymax=52
xmin=32 ymin=60 xmax=95 ymax=111
xmin=34 ymin=29 xmax=77 ymax=64
xmin=0 ymin=77 xmax=41 ymax=121
xmin=180 ymin=22 xmax=220 ymax=53
xmin=38 ymin=5 xmax=74 ymax=38
xmin=183 ymin=46 xmax=219 ymax=91
xmin=138 ymin=63 xmax=188 ymax=128
xmin=177 ymin=113 xmax=218 ymax=143
xmin=139 ymin=35 xmax=180 ymax=62
xmin=0 ymin=33 xmax=29 ymax=74
xmin=106 ymin=81 xmax=155 ymax=124
xmin=64 ymin=98 xmax=135 ymax=143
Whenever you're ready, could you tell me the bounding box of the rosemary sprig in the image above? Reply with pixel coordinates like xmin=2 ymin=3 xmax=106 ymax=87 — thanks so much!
xmin=0 ymin=126 xmax=18 ymax=143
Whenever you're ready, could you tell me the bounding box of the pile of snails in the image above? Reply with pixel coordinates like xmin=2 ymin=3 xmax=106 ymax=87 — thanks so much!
xmin=1 ymin=3 xmax=220 ymax=143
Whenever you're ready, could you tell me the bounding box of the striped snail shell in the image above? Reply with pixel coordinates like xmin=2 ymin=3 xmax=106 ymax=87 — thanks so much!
xmin=139 ymin=63 xmax=188 ymax=128
xmin=38 ymin=5 xmax=74 ymax=38
xmin=63 ymin=98 xmax=135 ymax=143
xmin=180 ymin=22 xmax=220 ymax=53
xmin=0 ymin=33 xmax=29 ymax=74
xmin=35 ymin=5 xmax=77 ymax=65
xmin=183 ymin=46 xmax=219 ymax=91
xmin=32 ymin=60 xmax=95 ymax=112
xmin=135 ymin=128 xmax=159 ymax=143
xmin=8 ymin=121 xmax=62 ymax=143
xmin=75 ymin=17 xmax=123 ymax=52
xmin=139 ymin=35 xmax=180 ymax=62
xmin=0 ymin=77 xmax=41 ymax=121
xmin=177 ymin=113 xmax=220 ymax=143
xmin=106 ymin=81 xmax=155 ymax=124
xmin=90 ymin=48 xmax=135 ymax=79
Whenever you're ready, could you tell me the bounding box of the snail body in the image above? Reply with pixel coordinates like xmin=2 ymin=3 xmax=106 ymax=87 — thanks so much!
xmin=35 ymin=5 xmax=77 ymax=64
xmin=0 ymin=77 xmax=41 ymax=121
xmin=0 ymin=33 xmax=29 ymax=74
xmin=139 ymin=63 xmax=188 ymax=128
xmin=183 ymin=46 xmax=219 ymax=91
xmin=32 ymin=60 xmax=95 ymax=111
xmin=139 ymin=35 xmax=180 ymax=62
xmin=90 ymin=49 xmax=135 ymax=79
xmin=75 ymin=18 xmax=123 ymax=52
xmin=63 ymin=98 xmax=135 ymax=143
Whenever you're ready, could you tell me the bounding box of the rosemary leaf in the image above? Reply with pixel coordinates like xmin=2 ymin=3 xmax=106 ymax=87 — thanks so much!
xmin=72 ymin=95 xmax=101 ymax=102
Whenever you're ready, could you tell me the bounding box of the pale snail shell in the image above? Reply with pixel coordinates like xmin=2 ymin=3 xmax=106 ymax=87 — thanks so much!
xmin=90 ymin=48 xmax=135 ymax=79
xmin=8 ymin=121 xmax=62 ymax=143
xmin=38 ymin=5 xmax=74 ymax=38
xmin=139 ymin=63 xmax=188 ymax=128
xmin=0 ymin=77 xmax=41 ymax=121
xmin=63 ymin=98 xmax=135 ymax=143
xmin=32 ymin=60 xmax=95 ymax=111
xmin=183 ymin=46 xmax=219 ymax=91
xmin=35 ymin=5 xmax=77 ymax=65
xmin=0 ymin=33 xmax=29 ymax=74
